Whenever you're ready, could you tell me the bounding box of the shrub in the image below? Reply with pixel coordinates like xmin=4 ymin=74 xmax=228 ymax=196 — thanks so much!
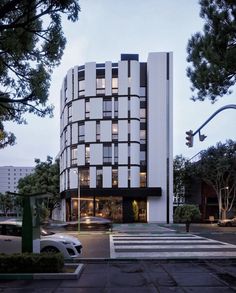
xmin=0 ymin=253 xmax=64 ymax=274
xmin=174 ymin=204 xmax=201 ymax=232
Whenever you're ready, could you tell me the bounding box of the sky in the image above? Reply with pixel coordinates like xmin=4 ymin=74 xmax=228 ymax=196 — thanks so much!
xmin=1 ymin=0 xmax=236 ymax=166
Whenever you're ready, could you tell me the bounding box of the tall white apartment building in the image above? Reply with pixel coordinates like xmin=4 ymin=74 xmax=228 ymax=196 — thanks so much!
xmin=60 ymin=53 xmax=173 ymax=223
xmin=0 ymin=166 xmax=34 ymax=194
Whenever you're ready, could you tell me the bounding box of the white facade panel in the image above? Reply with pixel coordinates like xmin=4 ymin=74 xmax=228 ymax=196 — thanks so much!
xmin=130 ymin=61 xmax=140 ymax=95
xmin=118 ymin=97 xmax=128 ymax=118
xmin=130 ymin=143 xmax=140 ymax=165
xmin=118 ymin=143 xmax=128 ymax=165
xmin=103 ymin=166 xmax=112 ymax=188
xmin=118 ymin=120 xmax=128 ymax=141
xmin=130 ymin=120 xmax=140 ymax=142
xmin=73 ymin=66 xmax=78 ymax=100
xmin=90 ymin=97 xmax=103 ymax=119
xmin=77 ymin=145 xmax=85 ymax=166
xmin=130 ymin=96 xmax=140 ymax=119
xmin=72 ymin=99 xmax=85 ymax=122
xmin=85 ymin=62 xmax=96 ymax=96
xmin=100 ymin=120 xmax=112 ymax=142
xmin=130 ymin=166 xmax=139 ymax=187
xmin=118 ymin=61 xmax=128 ymax=95
xmin=90 ymin=167 xmax=96 ymax=188
xmin=63 ymin=106 xmax=68 ymax=129
xmin=70 ymin=168 xmax=77 ymax=189
xmin=105 ymin=61 xmax=112 ymax=96
xmin=85 ymin=121 xmax=96 ymax=142
xmin=147 ymin=52 xmax=167 ymax=188
xmin=90 ymin=144 xmax=103 ymax=165
xmin=118 ymin=166 xmax=128 ymax=188
xmin=72 ymin=123 xmax=78 ymax=144
xmin=147 ymin=197 xmax=167 ymax=223
xmin=67 ymin=68 xmax=73 ymax=102
xmin=67 ymin=147 xmax=70 ymax=168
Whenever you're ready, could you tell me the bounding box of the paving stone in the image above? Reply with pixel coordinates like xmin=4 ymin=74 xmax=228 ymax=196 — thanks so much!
xmin=161 ymin=262 xmax=207 ymax=273
xmin=183 ymin=287 xmax=235 ymax=293
xmin=171 ymin=272 xmax=226 ymax=287
xmin=157 ymin=287 xmax=186 ymax=293
xmin=109 ymin=272 xmax=147 ymax=287
xmin=83 ymin=263 xmax=108 ymax=273
xmin=148 ymin=272 xmax=177 ymax=287
xmin=55 ymin=288 xmax=104 ymax=293
xmin=107 ymin=286 xmax=158 ymax=293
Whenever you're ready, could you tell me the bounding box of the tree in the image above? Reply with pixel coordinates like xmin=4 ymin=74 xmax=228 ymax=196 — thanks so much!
xmin=191 ymin=140 xmax=236 ymax=220
xmin=173 ymin=155 xmax=191 ymax=205
xmin=18 ymin=156 xmax=60 ymax=220
xmin=174 ymin=204 xmax=201 ymax=232
xmin=0 ymin=192 xmax=22 ymax=216
xmin=186 ymin=0 xmax=236 ymax=102
xmin=0 ymin=0 xmax=80 ymax=148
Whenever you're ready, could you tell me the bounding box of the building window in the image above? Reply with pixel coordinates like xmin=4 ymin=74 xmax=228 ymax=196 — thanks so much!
xmin=103 ymin=99 xmax=112 ymax=118
xmin=80 ymin=169 xmax=90 ymax=187
xmin=96 ymin=78 xmax=105 ymax=94
xmin=140 ymin=108 xmax=146 ymax=123
xmin=114 ymin=99 xmax=118 ymax=117
xmin=78 ymin=123 xmax=85 ymax=142
xmin=103 ymin=144 xmax=112 ymax=163
xmin=96 ymin=169 xmax=103 ymax=187
xmin=112 ymin=77 xmax=118 ymax=93
xmin=85 ymin=100 xmax=90 ymax=118
xmin=112 ymin=122 xmax=118 ymax=140
xmin=140 ymin=87 xmax=146 ymax=97
xmin=140 ymin=172 xmax=146 ymax=187
xmin=140 ymin=130 xmax=146 ymax=144
xmin=140 ymin=151 xmax=146 ymax=166
xmin=112 ymin=169 xmax=118 ymax=187
xmin=85 ymin=145 xmax=90 ymax=164
xmin=68 ymin=104 xmax=72 ymax=123
xmin=114 ymin=144 xmax=118 ymax=164
xmin=79 ymin=79 xmax=85 ymax=96
xmin=71 ymin=147 xmax=77 ymax=166
xmin=64 ymin=128 xmax=67 ymax=146
xmin=96 ymin=122 xmax=100 ymax=141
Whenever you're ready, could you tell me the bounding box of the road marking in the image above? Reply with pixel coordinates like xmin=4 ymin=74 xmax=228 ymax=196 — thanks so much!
xmin=110 ymin=233 xmax=236 ymax=259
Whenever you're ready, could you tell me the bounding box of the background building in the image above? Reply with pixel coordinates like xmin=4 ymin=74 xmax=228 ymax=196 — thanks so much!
xmin=60 ymin=52 xmax=173 ymax=223
xmin=0 ymin=166 xmax=34 ymax=194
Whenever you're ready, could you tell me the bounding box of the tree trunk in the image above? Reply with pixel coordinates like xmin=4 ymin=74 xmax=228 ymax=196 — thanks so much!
xmin=222 ymin=209 xmax=227 ymax=220
xmin=185 ymin=221 xmax=190 ymax=232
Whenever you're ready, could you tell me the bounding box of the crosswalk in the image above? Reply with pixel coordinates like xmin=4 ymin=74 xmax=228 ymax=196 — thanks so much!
xmin=110 ymin=233 xmax=236 ymax=258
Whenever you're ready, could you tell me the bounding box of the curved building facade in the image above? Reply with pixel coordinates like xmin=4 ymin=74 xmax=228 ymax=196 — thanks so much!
xmin=60 ymin=53 xmax=173 ymax=223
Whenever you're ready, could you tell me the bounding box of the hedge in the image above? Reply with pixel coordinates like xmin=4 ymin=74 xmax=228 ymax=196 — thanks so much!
xmin=0 ymin=253 xmax=64 ymax=273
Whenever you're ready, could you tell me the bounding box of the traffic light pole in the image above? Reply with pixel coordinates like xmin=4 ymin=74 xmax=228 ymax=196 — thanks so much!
xmin=186 ymin=104 xmax=236 ymax=147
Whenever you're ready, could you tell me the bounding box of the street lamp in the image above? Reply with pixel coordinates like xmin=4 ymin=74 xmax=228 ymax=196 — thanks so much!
xmin=219 ymin=186 xmax=229 ymax=220
xmin=73 ymin=169 xmax=80 ymax=233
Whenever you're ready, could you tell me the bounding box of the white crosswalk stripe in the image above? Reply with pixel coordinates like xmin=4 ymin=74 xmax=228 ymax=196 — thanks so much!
xmin=110 ymin=233 xmax=236 ymax=259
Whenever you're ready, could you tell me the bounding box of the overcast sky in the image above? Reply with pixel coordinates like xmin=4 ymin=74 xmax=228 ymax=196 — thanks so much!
xmin=1 ymin=0 xmax=236 ymax=166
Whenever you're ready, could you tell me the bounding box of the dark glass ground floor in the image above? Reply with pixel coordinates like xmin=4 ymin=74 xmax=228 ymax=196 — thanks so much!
xmin=62 ymin=187 xmax=162 ymax=223
xmin=66 ymin=196 xmax=147 ymax=223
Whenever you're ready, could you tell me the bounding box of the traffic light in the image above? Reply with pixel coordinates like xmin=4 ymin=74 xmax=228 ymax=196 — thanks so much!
xmin=185 ymin=130 xmax=193 ymax=147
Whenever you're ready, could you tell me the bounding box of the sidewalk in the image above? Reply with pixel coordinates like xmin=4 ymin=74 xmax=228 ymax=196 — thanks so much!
xmin=0 ymin=259 xmax=235 ymax=292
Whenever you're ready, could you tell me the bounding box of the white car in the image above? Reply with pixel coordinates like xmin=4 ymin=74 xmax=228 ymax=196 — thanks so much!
xmin=0 ymin=220 xmax=82 ymax=258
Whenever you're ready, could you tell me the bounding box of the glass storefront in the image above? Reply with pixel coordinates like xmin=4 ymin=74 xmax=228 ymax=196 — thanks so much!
xmin=68 ymin=195 xmax=146 ymax=223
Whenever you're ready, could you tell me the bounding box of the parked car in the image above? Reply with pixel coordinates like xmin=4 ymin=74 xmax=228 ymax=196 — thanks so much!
xmin=66 ymin=216 xmax=112 ymax=231
xmin=0 ymin=220 xmax=82 ymax=258
xmin=218 ymin=217 xmax=236 ymax=227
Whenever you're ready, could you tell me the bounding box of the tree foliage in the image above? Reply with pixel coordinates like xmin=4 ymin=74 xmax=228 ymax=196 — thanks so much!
xmin=173 ymin=155 xmax=192 ymax=205
xmin=186 ymin=0 xmax=236 ymax=102
xmin=18 ymin=156 xmax=60 ymax=219
xmin=190 ymin=140 xmax=236 ymax=219
xmin=174 ymin=204 xmax=201 ymax=223
xmin=0 ymin=0 xmax=80 ymax=148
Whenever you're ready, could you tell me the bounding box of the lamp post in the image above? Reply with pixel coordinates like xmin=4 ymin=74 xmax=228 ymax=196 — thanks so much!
xmin=73 ymin=169 xmax=80 ymax=233
xmin=219 ymin=186 xmax=229 ymax=220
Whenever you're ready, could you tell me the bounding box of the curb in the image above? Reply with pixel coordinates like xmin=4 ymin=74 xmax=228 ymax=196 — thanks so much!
xmin=0 ymin=263 xmax=84 ymax=280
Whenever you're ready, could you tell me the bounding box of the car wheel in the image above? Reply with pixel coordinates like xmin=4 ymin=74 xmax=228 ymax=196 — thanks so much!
xmin=225 ymin=222 xmax=232 ymax=227
xmin=41 ymin=246 xmax=60 ymax=254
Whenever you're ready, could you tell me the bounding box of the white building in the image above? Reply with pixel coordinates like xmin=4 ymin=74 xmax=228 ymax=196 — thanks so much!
xmin=60 ymin=53 xmax=173 ymax=223
xmin=0 ymin=166 xmax=34 ymax=194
